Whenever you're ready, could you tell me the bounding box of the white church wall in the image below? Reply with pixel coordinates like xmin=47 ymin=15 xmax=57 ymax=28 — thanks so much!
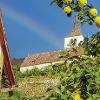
xmin=20 ymin=61 xmax=64 ymax=72
xmin=64 ymin=35 xmax=84 ymax=49
xmin=20 ymin=63 xmax=51 ymax=72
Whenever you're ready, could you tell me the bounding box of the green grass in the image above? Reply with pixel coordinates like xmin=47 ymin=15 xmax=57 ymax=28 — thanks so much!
xmin=0 ymin=92 xmax=9 ymax=100
xmin=17 ymin=76 xmax=60 ymax=97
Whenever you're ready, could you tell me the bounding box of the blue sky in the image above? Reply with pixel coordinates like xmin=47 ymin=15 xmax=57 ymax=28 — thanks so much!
xmin=0 ymin=0 xmax=100 ymax=58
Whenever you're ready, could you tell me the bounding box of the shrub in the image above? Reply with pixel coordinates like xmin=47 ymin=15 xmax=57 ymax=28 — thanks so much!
xmin=83 ymin=31 xmax=100 ymax=57
xmin=47 ymin=56 xmax=100 ymax=100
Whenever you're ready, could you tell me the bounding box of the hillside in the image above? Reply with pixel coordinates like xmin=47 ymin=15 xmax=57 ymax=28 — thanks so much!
xmin=11 ymin=58 xmax=24 ymax=66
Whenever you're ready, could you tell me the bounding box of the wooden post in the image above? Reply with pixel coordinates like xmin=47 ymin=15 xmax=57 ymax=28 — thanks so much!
xmin=0 ymin=9 xmax=16 ymax=88
xmin=0 ymin=41 xmax=3 ymax=88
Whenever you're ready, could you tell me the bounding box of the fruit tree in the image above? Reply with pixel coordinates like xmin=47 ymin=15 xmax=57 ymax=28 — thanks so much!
xmin=51 ymin=0 xmax=100 ymax=28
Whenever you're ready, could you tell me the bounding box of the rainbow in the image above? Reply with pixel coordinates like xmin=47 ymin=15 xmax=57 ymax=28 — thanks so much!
xmin=0 ymin=3 xmax=62 ymax=48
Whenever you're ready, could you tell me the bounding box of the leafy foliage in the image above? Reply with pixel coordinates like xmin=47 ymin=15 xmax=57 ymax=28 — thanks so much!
xmin=83 ymin=31 xmax=100 ymax=56
xmin=51 ymin=0 xmax=100 ymax=28
xmin=47 ymin=56 xmax=100 ymax=100
xmin=59 ymin=50 xmax=70 ymax=58
xmin=9 ymin=32 xmax=100 ymax=99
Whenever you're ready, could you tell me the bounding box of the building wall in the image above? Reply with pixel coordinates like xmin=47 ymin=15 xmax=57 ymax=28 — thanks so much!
xmin=20 ymin=61 xmax=64 ymax=72
xmin=64 ymin=35 xmax=84 ymax=49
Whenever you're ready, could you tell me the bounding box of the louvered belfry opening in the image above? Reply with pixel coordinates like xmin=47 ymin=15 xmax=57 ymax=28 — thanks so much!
xmin=0 ymin=9 xmax=16 ymax=88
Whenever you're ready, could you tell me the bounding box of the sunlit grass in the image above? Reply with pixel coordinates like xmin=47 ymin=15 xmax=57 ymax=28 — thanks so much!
xmin=17 ymin=76 xmax=60 ymax=97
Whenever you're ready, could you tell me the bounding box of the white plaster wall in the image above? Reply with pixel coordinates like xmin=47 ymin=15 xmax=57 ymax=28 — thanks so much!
xmin=20 ymin=61 xmax=64 ymax=72
xmin=64 ymin=35 xmax=84 ymax=49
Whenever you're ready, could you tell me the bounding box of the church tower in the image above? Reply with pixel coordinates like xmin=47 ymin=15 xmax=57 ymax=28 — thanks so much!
xmin=64 ymin=17 xmax=84 ymax=49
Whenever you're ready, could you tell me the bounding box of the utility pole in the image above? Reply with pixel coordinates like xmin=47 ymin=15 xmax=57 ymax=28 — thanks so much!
xmin=0 ymin=9 xmax=16 ymax=89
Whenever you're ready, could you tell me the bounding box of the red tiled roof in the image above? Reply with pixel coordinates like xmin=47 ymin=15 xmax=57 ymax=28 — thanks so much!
xmin=21 ymin=48 xmax=84 ymax=67
xmin=21 ymin=50 xmax=63 ymax=67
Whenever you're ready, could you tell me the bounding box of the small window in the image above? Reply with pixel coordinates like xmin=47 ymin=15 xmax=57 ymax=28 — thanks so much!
xmin=31 ymin=61 xmax=35 ymax=64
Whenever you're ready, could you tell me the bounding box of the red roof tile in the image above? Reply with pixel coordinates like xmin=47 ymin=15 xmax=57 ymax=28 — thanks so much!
xmin=21 ymin=48 xmax=84 ymax=67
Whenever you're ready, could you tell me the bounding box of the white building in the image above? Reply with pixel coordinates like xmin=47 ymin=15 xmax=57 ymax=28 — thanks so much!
xmin=20 ymin=17 xmax=84 ymax=72
xmin=64 ymin=17 xmax=84 ymax=49
xmin=20 ymin=48 xmax=84 ymax=72
xmin=20 ymin=50 xmax=65 ymax=72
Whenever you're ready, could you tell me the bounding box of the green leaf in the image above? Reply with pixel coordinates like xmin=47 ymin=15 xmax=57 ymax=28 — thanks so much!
xmin=51 ymin=0 xmax=64 ymax=8
xmin=61 ymin=85 xmax=65 ymax=92
xmin=67 ymin=12 xmax=72 ymax=17
xmin=61 ymin=94 xmax=67 ymax=100
xmin=49 ymin=97 xmax=58 ymax=100
xmin=50 ymin=0 xmax=57 ymax=5
xmin=55 ymin=88 xmax=61 ymax=94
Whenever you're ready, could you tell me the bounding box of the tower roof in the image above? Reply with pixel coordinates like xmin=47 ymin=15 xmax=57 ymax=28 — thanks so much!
xmin=68 ymin=17 xmax=83 ymax=37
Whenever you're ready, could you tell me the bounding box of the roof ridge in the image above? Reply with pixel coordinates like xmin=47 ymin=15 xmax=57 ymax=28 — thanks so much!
xmin=27 ymin=50 xmax=63 ymax=57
